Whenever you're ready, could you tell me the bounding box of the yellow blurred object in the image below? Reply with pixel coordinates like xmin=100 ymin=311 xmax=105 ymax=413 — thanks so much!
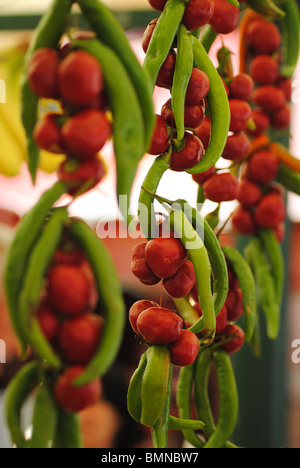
xmin=39 ymin=150 xmax=66 ymax=173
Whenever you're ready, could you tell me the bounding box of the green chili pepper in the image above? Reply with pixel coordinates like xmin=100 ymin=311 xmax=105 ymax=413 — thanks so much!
xmin=140 ymin=346 xmax=171 ymax=427
xmin=281 ymin=0 xmax=300 ymax=78
xmin=177 ymin=362 xmax=205 ymax=448
xmin=222 ymin=246 xmax=257 ymax=341
xmin=5 ymin=362 xmax=40 ymax=448
xmin=76 ymin=0 xmax=154 ymax=149
xmin=245 ymin=238 xmax=280 ymax=340
xmin=276 ymin=163 xmax=300 ymax=196
xmin=171 ymin=24 xmax=194 ymax=141
xmin=246 ymin=0 xmax=286 ymax=19
xmin=18 ymin=207 xmax=68 ymax=367
xmin=226 ymin=0 xmax=240 ymax=6
xmin=204 ymin=350 xmax=239 ymax=448
xmin=200 ymin=26 xmax=219 ymax=53
xmin=29 ymin=382 xmax=58 ymax=449
xmin=259 ymin=229 xmax=285 ymax=306
xmin=250 ymin=318 xmax=262 ymax=358
xmin=75 ymin=39 xmax=145 ymax=222
xmin=170 ymin=209 xmax=215 ymax=344
xmin=205 ymin=206 xmax=220 ymax=231
xmin=53 ymin=411 xmax=83 ymax=449
xmin=22 ymin=0 xmax=72 ymax=183
xmin=172 ymin=297 xmax=201 ymax=326
xmin=139 ymin=154 xmax=171 ymax=240
xmin=187 ymin=36 xmax=230 ymax=174
xmin=151 ymin=365 xmax=173 ymax=448
xmin=144 ymin=0 xmax=186 ymax=89
xmin=197 ymin=185 xmax=206 ymax=205
xmin=127 ymin=352 xmax=147 ymax=423
xmin=194 ymin=349 xmax=215 ymax=438
xmin=69 ymin=219 xmax=125 ymax=386
xmin=4 ymin=181 xmax=65 ymax=356
xmin=168 ymin=416 xmax=205 ymax=431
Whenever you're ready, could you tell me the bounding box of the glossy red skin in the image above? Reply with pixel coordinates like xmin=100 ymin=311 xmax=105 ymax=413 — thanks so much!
xmin=142 ymin=18 xmax=158 ymax=53
xmin=148 ymin=114 xmax=170 ymax=155
xmin=238 ymin=180 xmax=262 ymax=208
xmin=192 ymin=166 xmax=215 ymax=185
xmin=221 ymin=324 xmax=245 ymax=355
xmin=246 ymin=110 xmax=270 ymax=138
xmin=232 ymin=207 xmax=256 ymax=236
xmin=246 ymin=19 xmax=281 ymax=54
xmin=148 ymin=0 xmax=167 ymax=11
xmin=131 ymin=243 xmax=161 ymax=286
xmin=145 ymin=237 xmax=187 ymax=279
xmin=229 ymin=100 xmax=252 ymax=133
xmin=229 ymin=74 xmax=254 ymax=101
xmin=58 ymin=156 xmax=106 ymax=196
xmin=161 ymin=99 xmax=205 ymax=129
xmin=37 ymin=300 xmax=60 ymax=342
xmin=252 ymin=86 xmax=286 ymax=113
xmin=250 ymin=56 xmax=279 ymax=85
xmin=182 ymin=0 xmax=214 ymax=30
xmin=163 ymin=260 xmax=196 ymax=298
xmin=58 ymin=315 xmax=103 ymax=365
xmin=277 ymin=77 xmax=292 ymax=101
xmin=254 ymin=194 xmax=286 ymax=229
xmin=223 ymin=133 xmax=250 ymax=162
xmin=271 ymin=105 xmax=291 ymax=130
xmin=170 ymin=330 xmax=199 ymax=367
xmin=156 ymin=50 xmax=176 ymax=89
xmin=171 ymin=132 xmax=204 ymax=172
xmin=137 ymin=307 xmax=183 ymax=345
xmin=129 ymin=300 xmax=159 ymax=334
xmin=28 ymin=48 xmax=59 ymax=99
xmin=62 ymin=109 xmax=111 ymax=159
xmin=209 ymin=0 xmax=240 ymax=34
xmin=226 ymin=288 xmax=244 ymax=322
xmin=34 ymin=114 xmax=64 ymax=154
xmin=203 ymin=173 xmax=239 ymax=203
xmin=185 ymin=69 xmax=210 ymax=105
xmin=54 ymin=367 xmax=101 ymax=413
xmin=247 ymin=150 xmax=279 ymax=184
xmin=58 ymin=51 xmax=103 ymax=106
xmin=53 ymin=248 xmax=85 ymax=267
xmin=196 ymin=117 xmax=211 ymax=149
xmin=47 ymin=265 xmax=92 ymax=316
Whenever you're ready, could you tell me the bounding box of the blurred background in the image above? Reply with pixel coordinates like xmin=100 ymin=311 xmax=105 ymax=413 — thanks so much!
xmin=0 ymin=0 xmax=299 ymax=449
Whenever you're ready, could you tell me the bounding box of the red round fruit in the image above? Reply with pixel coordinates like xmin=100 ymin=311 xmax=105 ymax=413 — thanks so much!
xmin=246 ymin=110 xmax=270 ymax=138
xmin=37 ymin=300 xmax=60 ymax=342
xmin=161 ymin=99 xmax=205 ymax=129
xmin=226 ymin=288 xmax=244 ymax=322
xmin=250 ymin=56 xmax=279 ymax=85
xmin=136 ymin=307 xmax=183 ymax=345
xmin=54 ymin=367 xmax=101 ymax=413
xmin=237 ymin=180 xmax=262 ymax=208
xmin=229 ymin=74 xmax=254 ymax=101
xmin=247 ymin=150 xmax=279 ymax=184
xmin=59 ymin=315 xmax=103 ymax=365
xmin=131 ymin=243 xmax=161 ymax=286
xmin=232 ymin=207 xmax=256 ymax=236
xmin=246 ymin=19 xmax=281 ymax=54
xmin=228 ymin=268 xmax=239 ymax=290
xmin=223 ymin=133 xmax=250 ymax=162
xmin=33 ymin=114 xmax=64 ymax=154
xmin=252 ymin=86 xmax=286 ymax=113
xmin=192 ymin=166 xmax=215 ymax=185
xmin=182 ymin=0 xmax=214 ymax=31
xmin=156 ymin=50 xmax=176 ymax=89
xmin=170 ymin=330 xmax=199 ymax=367
xmin=145 ymin=237 xmax=187 ymax=279
xmin=203 ymin=173 xmax=239 ymax=203
xmin=27 ymin=48 xmax=59 ymax=98
xmin=254 ymin=193 xmax=286 ymax=228
xmin=58 ymin=156 xmax=106 ymax=196
xmin=196 ymin=117 xmax=211 ymax=149
xmin=221 ymin=324 xmax=245 ymax=355
xmin=58 ymin=51 xmax=103 ymax=106
xmin=171 ymin=132 xmax=204 ymax=172
xmin=142 ymin=18 xmax=158 ymax=53
xmin=62 ymin=109 xmax=111 ymax=159
xmin=148 ymin=114 xmax=170 ymax=155
xmin=229 ymin=99 xmax=252 ymax=133
xmin=53 ymin=247 xmax=84 ymax=267
xmin=209 ymin=0 xmax=240 ymax=34
xmin=271 ymin=104 xmax=291 ymax=130
xmin=185 ymin=68 xmax=210 ymax=105
xmin=129 ymin=300 xmax=159 ymax=334
xmin=47 ymin=264 xmax=92 ymax=316
xmin=216 ymin=305 xmax=228 ymax=335
xmin=277 ymin=77 xmax=292 ymax=101
xmin=148 ymin=0 xmax=167 ymax=11
xmin=163 ymin=260 xmax=196 ymax=298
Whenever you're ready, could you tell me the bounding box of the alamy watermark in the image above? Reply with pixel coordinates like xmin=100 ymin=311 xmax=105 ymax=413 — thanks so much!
xmin=291 ymin=339 xmax=300 ymax=364
xmin=0 ymin=339 xmax=6 ymax=364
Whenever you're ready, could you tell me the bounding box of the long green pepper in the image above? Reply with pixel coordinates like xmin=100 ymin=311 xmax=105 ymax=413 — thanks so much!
xmin=280 ymin=0 xmax=300 ymax=78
